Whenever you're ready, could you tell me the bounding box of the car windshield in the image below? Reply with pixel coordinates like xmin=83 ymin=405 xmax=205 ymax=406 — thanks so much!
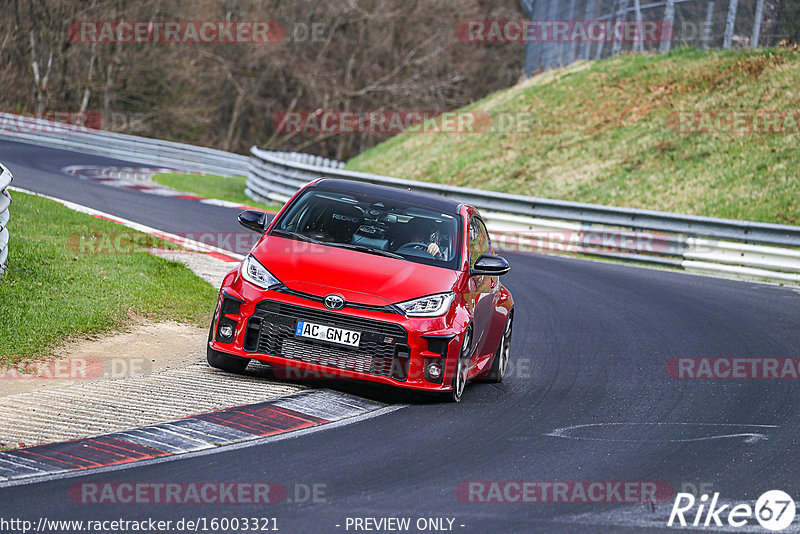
xmin=272 ymin=187 xmax=462 ymax=269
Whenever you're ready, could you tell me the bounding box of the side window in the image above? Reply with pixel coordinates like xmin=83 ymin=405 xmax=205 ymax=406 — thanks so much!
xmin=468 ymin=217 xmax=490 ymax=269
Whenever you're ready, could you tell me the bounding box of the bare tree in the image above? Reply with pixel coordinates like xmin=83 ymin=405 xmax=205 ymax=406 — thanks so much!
xmin=0 ymin=0 xmax=525 ymax=158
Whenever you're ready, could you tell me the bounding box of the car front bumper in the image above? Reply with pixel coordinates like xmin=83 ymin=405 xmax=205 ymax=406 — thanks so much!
xmin=209 ymin=271 xmax=468 ymax=393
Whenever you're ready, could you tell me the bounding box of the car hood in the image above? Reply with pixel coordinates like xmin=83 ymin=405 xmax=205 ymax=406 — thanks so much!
xmin=252 ymin=236 xmax=460 ymax=307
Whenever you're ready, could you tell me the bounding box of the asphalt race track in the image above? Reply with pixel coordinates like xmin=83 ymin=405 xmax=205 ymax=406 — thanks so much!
xmin=0 ymin=139 xmax=247 ymax=237
xmin=1 ymin=139 xmax=800 ymax=533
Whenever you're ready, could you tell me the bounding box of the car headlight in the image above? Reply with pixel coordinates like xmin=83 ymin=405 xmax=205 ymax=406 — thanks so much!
xmin=396 ymin=292 xmax=454 ymax=317
xmin=241 ymin=255 xmax=281 ymax=289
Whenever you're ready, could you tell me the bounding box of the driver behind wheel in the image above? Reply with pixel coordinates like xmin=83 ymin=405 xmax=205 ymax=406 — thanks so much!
xmin=402 ymin=217 xmax=443 ymax=258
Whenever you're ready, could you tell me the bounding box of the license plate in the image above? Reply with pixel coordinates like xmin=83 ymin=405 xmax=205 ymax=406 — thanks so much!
xmin=295 ymin=320 xmax=361 ymax=348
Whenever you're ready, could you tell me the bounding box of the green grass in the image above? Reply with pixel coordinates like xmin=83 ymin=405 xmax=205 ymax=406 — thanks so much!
xmin=0 ymin=192 xmax=218 ymax=364
xmin=346 ymin=47 xmax=800 ymax=225
xmin=152 ymin=172 xmax=283 ymax=212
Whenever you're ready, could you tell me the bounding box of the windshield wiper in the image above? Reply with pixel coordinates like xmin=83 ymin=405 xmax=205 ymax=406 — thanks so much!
xmin=271 ymin=229 xmax=322 ymax=244
xmin=329 ymin=242 xmax=404 ymax=260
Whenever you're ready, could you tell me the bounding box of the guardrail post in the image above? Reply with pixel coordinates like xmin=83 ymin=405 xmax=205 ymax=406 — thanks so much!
xmin=751 ymin=0 xmax=765 ymax=48
xmin=611 ymin=0 xmax=630 ymax=57
xmin=582 ymin=0 xmax=597 ymax=59
xmin=703 ymin=1 xmax=715 ymax=49
xmin=633 ymin=0 xmax=644 ymax=53
xmin=596 ymin=0 xmax=618 ymax=59
xmin=723 ymin=0 xmax=739 ymax=49
xmin=0 ymin=164 xmax=13 ymax=279
xmin=659 ymin=0 xmax=676 ymax=53
xmin=561 ymin=0 xmax=579 ymax=66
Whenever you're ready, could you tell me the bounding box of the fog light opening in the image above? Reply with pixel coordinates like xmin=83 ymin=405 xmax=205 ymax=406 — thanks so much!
xmin=219 ymin=324 xmax=234 ymax=339
xmin=427 ymin=360 xmax=443 ymax=381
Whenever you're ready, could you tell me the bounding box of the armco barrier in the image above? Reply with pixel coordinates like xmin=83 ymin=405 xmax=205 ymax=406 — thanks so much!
xmin=247 ymin=147 xmax=800 ymax=283
xmin=0 ymin=110 xmax=796 ymax=284
xmin=0 ymin=112 xmax=248 ymax=177
xmin=246 ymin=148 xmax=345 ymax=203
xmin=0 ymin=163 xmax=12 ymax=277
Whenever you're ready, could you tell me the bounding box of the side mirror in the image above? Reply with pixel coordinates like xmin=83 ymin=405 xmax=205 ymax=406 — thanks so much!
xmin=471 ymin=254 xmax=510 ymax=276
xmin=238 ymin=210 xmax=267 ymax=233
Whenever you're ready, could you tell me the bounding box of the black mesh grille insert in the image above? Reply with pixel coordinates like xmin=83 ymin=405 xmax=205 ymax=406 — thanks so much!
xmin=250 ymin=300 xmax=409 ymax=379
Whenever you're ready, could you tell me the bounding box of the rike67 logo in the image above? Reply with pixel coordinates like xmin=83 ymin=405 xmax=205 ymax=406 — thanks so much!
xmin=668 ymin=490 xmax=797 ymax=531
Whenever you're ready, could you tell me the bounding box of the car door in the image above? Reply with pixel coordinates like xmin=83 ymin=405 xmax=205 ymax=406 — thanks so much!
xmin=467 ymin=215 xmax=496 ymax=367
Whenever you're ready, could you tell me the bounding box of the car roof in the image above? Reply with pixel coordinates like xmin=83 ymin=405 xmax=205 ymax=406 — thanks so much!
xmin=311 ymin=178 xmax=464 ymax=214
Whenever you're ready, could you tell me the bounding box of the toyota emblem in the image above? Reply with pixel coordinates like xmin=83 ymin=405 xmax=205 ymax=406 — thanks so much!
xmin=324 ymin=294 xmax=345 ymax=310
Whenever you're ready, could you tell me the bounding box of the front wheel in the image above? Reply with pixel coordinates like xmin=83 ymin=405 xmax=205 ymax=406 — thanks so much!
xmin=484 ymin=312 xmax=513 ymax=383
xmin=443 ymin=327 xmax=472 ymax=403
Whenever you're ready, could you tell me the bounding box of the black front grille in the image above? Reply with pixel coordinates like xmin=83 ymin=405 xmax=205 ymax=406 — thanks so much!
xmin=248 ymin=300 xmax=409 ymax=380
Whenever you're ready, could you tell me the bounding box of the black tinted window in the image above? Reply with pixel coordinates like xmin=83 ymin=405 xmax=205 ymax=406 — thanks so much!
xmin=273 ymin=188 xmax=462 ymax=269
xmin=468 ymin=216 xmax=491 ymax=269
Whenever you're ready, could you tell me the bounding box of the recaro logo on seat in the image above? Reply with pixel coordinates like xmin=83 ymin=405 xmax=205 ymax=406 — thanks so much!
xmin=332 ymin=213 xmax=359 ymax=223
xmin=324 ymin=294 xmax=345 ymax=310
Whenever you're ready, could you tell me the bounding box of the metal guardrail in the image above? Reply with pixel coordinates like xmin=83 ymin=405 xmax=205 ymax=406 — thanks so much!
xmin=482 ymin=213 xmax=800 ymax=283
xmin=0 ymin=113 xmax=248 ymax=177
xmin=264 ymin=151 xmax=346 ymax=170
xmin=246 ymin=147 xmax=347 ymax=204
xmin=0 ymin=163 xmax=12 ymax=277
xmin=247 ymin=147 xmax=800 ymax=283
xmin=0 ymin=110 xmax=795 ymax=283
xmin=247 ymin=147 xmax=800 ymax=248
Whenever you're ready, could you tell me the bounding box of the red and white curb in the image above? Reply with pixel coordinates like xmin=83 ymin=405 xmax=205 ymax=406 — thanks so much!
xmin=62 ymin=165 xmax=265 ymax=212
xmin=0 ymin=389 xmax=393 ymax=487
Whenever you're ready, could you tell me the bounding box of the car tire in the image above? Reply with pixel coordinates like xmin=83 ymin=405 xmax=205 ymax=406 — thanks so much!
xmin=206 ymin=319 xmax=249 ymax=374
xmin=483 ymin=312 xmax=513 ymax=383
xmin=444 ymin=327 xmax=472 ymax=403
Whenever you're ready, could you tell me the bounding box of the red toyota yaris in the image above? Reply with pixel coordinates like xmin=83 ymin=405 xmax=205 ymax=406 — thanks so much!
xmin=207 ymin=178 xmax=514 ymax=401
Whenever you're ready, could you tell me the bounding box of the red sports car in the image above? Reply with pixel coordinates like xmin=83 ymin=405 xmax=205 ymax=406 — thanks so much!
xmin=207 ymin=178 xmax=514 ymax=401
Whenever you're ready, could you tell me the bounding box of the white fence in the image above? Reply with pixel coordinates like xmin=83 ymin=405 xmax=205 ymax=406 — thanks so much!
xmin=0 ymin=164 xmax=12 ymax=277
xmin=520 ymin=0 xmax=784 ymax=76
